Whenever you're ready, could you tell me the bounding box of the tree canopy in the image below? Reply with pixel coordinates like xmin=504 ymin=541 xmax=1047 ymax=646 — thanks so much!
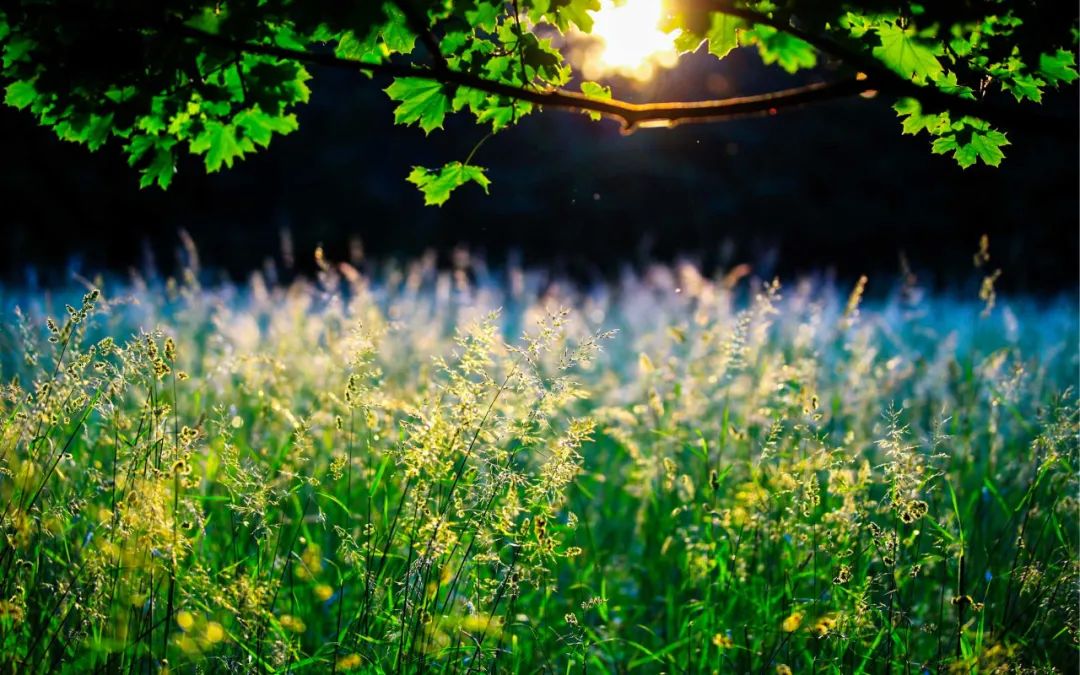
xmin=1 ymin=0 xmax=1076 ymax=205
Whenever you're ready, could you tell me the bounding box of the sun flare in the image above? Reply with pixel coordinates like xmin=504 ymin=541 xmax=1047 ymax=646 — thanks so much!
xmin=584 ymin=0 xmax=681 ymax=80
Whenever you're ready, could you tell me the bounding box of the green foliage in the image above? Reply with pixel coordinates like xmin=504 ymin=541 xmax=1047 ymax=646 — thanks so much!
xmin=930 ymin=119 xmax=1010 ymax=169
xmin=0 ymin=253 xmax=1076 ymax=672
xmin=0 ymin=0 xmax=1076 ymax=201
xmin=386 ymin=77 xmax=451 ymax=133
xmin=1039 ymin=48 xmax=1080 ymax=85
xmin=894 ymin=98 xmax=1010 ymax=168
xmin=407 ymin=161 xmax=491 ymax=205
xmin=870 ymin=21 xmax=944 ymax=84
xmin=580 ymin=80 xmax=611 ymax=120
xmin=530 ymin=0 xmax=602 ymax=33
xmin=705 ymin=13 xmax=743 ymax=59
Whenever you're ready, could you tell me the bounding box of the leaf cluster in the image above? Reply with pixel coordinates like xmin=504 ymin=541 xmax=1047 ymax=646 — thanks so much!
xmin=1 ymin=0 xmax=1076 ymax=202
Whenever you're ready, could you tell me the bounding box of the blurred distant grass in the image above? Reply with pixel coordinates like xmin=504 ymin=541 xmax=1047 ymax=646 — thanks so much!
xmin=0 ymin=254 xmax=1076 ymax=673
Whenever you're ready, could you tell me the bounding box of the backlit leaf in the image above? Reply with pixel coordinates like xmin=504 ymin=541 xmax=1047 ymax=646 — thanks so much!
xmin=746 ymin=24 xmax=816 ymax=74
xmin=407 ymin=162 xmax=491 ymax=206
xmin=873 ymin=23 xmax=943 ymax=84
xmin=706 ymin=13 xmax=744 ymax=60
xmin=1038 ymin=49 xmax=1079 ymax=86
xmin=385 ymin=77 xmax=450 ymax=134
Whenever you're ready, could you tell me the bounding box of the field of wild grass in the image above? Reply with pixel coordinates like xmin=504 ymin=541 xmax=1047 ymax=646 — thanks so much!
xmin=0 ymin=253 xmax=1076 ymax=674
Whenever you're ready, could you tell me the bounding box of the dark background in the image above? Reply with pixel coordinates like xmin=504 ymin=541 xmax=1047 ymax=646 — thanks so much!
xmin=2 ymin=47 xmax=1077 ymax=292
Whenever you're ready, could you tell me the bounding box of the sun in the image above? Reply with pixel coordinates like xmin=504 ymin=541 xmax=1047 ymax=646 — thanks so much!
xmin=584 ymin=0 xmax=681 ymax=80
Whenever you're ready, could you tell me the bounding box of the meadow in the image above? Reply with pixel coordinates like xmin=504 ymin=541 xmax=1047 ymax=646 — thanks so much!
xmin=0 ymin=251 xmax=1076 ymax=674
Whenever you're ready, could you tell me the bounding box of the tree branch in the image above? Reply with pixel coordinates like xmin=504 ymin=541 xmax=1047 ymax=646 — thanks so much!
xmin=704 ymin=1 xmax=1077 ymax=134
xmin=178 ymin=15 xmax=1073 ymax=135
xmin=178 ymin=26 xmax=873 ymax=130
xmin=707 ymin=1 xmax=884 ymax=75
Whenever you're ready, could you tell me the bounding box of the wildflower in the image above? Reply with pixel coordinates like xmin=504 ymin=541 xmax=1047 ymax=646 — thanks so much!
xmin=278 ymin=614 xmax=306 ymax=633
xmin=782 ymin=611 xmax=803 ymax=632
xmin=313 ymin=584 xmax=334 ymax=601
xmin=776 ymin=666 xmax=793 ymax=675
xmin=833 ymin=564 xmax=852 ymax=585
xmin=176 ymin=611 xmax=195 ymax=631
xmin=205 ymin=621 xmax=225 ymax=643
xmin=811 ymin=614 xmax=837 ymax=637
xmin=712 ymin=632 xmax=733 ymax=648
xmin=336 ymin=654 xmax=363 ymax=671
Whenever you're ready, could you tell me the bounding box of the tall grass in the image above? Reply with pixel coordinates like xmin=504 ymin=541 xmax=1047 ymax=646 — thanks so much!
xmin=0 ymin=253 xmax=1076 ymax=673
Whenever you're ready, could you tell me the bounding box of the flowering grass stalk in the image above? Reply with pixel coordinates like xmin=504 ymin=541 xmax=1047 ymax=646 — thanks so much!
xmin=0 ymin=253 xmax=1075 ymax=673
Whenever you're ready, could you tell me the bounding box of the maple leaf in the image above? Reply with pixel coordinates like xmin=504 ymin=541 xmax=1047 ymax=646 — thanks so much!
xmin=407 ymin=162 xmax=491 ymax=206
xmin=385 ymin=78 xmax=450 ymax=134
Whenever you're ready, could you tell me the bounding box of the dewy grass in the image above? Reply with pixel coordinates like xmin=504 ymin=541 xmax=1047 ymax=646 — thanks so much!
xmin=0 ymin=256 xmax=1076 ymax=673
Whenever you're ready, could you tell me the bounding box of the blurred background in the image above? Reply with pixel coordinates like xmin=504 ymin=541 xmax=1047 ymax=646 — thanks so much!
xmin=2 ymin=47 xmax=1077 ymax=293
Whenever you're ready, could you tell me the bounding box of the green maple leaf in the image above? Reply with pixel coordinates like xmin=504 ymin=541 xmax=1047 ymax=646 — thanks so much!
xmin=934 ymin=72 xmax=975 ymax=100
xmin=967 ymin=129 xmax=1008 ymax=166
xmin=533 ymin=0 xmax=600 ymax=34
xmin=439 ymin=31 xmax=470 ymax=56
xmin=54 ymin=111 xmax=114 ymax=151
xmin=1001 ymin=72 xmax=1044 ymax=103
xmin=336 ymin=29 xmax=380 ymax=61
xmin=243 ymin=58 xmax=312 ymax=115
xmin=189 ymin=120 xmax=253 ymax=172
xmin=126 ymin=135 xmax=177 ymax=189
xmin=706 ymin=13 xmax=744 ymax=60
xmin=558 ymin=0 xmax=599 ymax=33
xmin=380 ymin=3 xmax=416 ymax=55
xmin=476 ymin=98 xmax=529 ymax=131
xmin=451 ymin=86 xmax=488 ymax=114
xmin=407 ymin=162 xmax=490 ymax=206
xmin=4 ymin=78 xmax=35 ymax=109
xmin=873 ymin=23 xmax=944 ymax=84
xmin=484 ymin=55 xmax=513 ymax=81
xmin=1038 ymin=49 xmax=1079 ymax=86
xmin=930 ymin=120 xmax=1008 ymax=169
xmin=234 ymin=108 xmax=299 ymax=148
xmin=746 ymin=24 xmax=816 ymax=74
xmin=465 ymin=1 xmax=502 ymax=33
xmin=893 ymin=97 xmax=948 ymax=136
xmin=385 ymin=77 xmax=450 ymax=134
xmin=841 ymin=12 xmax=875 ymax=39
xmin=2 ymin=34 xmax=33 ymax=68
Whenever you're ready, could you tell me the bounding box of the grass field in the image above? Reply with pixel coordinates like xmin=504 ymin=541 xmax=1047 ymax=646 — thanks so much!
xmin=0 ymin=256 xmax=1076 ymax=673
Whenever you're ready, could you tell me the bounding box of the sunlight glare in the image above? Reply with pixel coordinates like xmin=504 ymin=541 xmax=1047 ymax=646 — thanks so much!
xmin=584 ymin=0 xmax=681 ymax=81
